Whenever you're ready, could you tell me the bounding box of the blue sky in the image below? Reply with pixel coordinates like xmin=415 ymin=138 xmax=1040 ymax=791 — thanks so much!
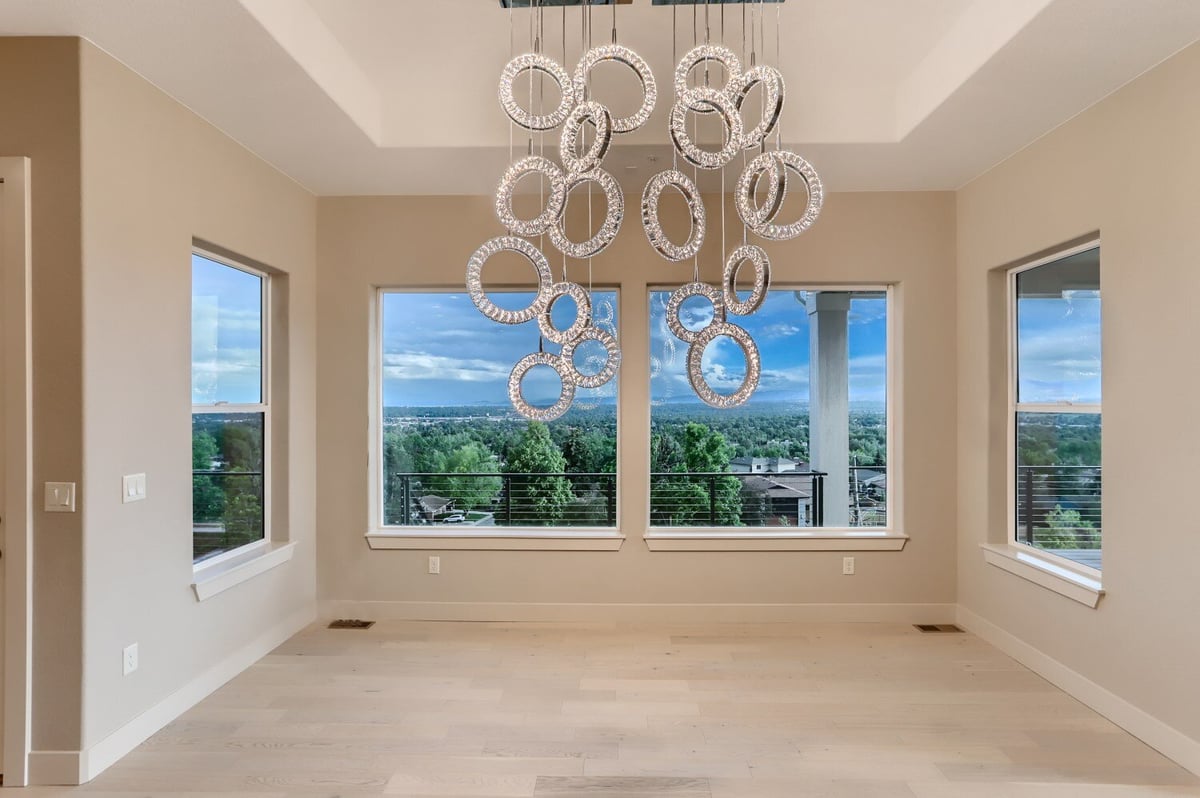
xmin=191 ymin=254 xmax=263 ymax=405
xmin=382 ymin=290 xmax=619 ymax=407
xmin=1017 ymin=291 xmax=1102 ymax=404
xmin=380 ymin=288 xmax=889 ymax=409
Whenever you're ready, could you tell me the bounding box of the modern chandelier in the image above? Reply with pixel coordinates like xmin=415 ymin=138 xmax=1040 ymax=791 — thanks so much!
xmin=468 ymin=0 xmax=822 ymax=420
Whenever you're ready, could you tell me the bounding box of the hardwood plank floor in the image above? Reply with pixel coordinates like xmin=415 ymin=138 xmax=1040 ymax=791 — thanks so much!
xmin=21 ymin=621 xmax=1200 ymax=797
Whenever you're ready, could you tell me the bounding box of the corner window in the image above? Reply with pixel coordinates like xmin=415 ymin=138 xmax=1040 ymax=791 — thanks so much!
xmin=648 ymin=287 xmax=890 ymax=530
xmin=377 ymin=289 xmax=618 ymax=530
xmin=1011 ymin=244 xmax=1102 ymax=569
xmin=191 ymin=252 xmax=268 ymax=562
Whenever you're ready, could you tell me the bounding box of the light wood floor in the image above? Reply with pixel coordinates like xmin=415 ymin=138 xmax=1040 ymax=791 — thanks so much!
xmin=26 ymin=620 xmax=1200 ymax=797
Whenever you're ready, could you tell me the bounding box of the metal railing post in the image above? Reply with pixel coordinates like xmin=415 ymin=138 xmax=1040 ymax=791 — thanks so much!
xmin=607 ymin=475 xmax=616 ymax=526
xmin=504 ymin=474 xmax=512 ymax=527
xmin=709 ymin=474 xmax=717 ymax=525
xmin=1022 ymin=466 xmax=1035 ymax=544
xmin=814 ymin=473 xmax=824 ymax=527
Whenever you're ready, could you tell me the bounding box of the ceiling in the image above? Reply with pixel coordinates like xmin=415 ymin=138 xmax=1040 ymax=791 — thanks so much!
xmin=1 ymin=0 xmax=1199 ymax=195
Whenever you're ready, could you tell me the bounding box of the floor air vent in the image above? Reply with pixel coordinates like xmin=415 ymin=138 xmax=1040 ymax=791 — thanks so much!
xmin=328 ymin=619 xmax=375 ymax=630
xmin=915 ymin=624 xmax=964 ymax=633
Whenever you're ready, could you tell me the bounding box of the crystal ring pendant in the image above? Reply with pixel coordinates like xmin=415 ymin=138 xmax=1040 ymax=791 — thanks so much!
xmin=466 ymin=236 xmax=554 ymax=324
xmin=495 ymin=156 xmax=567 ymax=237
xmin=740 ymin=150 xmax=824 ymax=241
xmin=674 ymin=44 xmax=743 ymax=114
xmin=670 ymin=87 xmax=744 ymax=170
xmin=641 ymin=169 xmax=705 ymax=262
xmin=508 ymin=351 xmax=576 ymax=422
xmin=561 ymin=325 xmax=621 ymax=389
xmin=560 ymin=101 xmax=613 ymax=174
xmin=499 ymin=52 xmax=576 ymax=131
xmin=573 ymin=45 xmax=657 ymax=133
xmin=665 ymin=281 xmax=726 ymax=345
xmin=687 ymin=321 xmax=761 ymax=409
xmin=548 ymin=168 xmax=624 ymax=259
xmin=537 ymin=281 xmax=592 ymax=345
xmin=723 ymin=245 xmax=771 ymax=316
xmin=729 ymin=65 xmax=784 ymax=150
xmin=735 ymin=151 xmax=788 ymax=230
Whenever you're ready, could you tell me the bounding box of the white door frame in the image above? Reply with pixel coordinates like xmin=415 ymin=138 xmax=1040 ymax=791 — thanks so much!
xmin=1 ymin=156 xmax=33 ymax=787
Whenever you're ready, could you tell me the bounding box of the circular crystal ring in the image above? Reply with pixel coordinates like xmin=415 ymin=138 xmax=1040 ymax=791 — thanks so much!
xmin=723 ymin=245 xmax=771 ymax=316
xmin=735 ymin=150 xmax=788 ymax=229
xmin=743 ymin=150 xmax=824 ymax=240
xmin=666 ymin=281 xmax=726 ymax=345
xmin=548 ymin=168 xmax=624 ymax=259
xmin=560 ymin=101 xmax=613 ymax=174
xmin=686 ymin=321 xmax=762 ymax=409
xmin=537 ymin=281 xmax=592 ymax=345
xmin=641 ymin=169 xmax=706 ymax=262
xmin=561 ymin=324 xmax=622 ymax=389
xmin=669 ymin=87 xmax=744 ymax=170
xmin=674 ymin=44 xmax=743 ymax=111
xmin=573 ymin=45 xmax=657 ymax=134
xmin=495 ymin=156 xmax=567 ymax=237
xmin=508 ymin=351 xmax=577 ymax=422
xmin=499 ymin=52 xmax=576 ymax=131
xmin=729 ymin=65 xmax=784 ymax=150
xmin=465 ymin=236 xmax=553 ymax=325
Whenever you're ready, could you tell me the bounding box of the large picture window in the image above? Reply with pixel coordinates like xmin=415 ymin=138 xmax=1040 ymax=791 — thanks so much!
xmin=649 ymin=287 xmax=890 ymax=529
xmin=1011 ymin=245 xmax=1102 ymax=569
xmin=378 ymin=289 xmax=618 ymax=529
xmin=191 ymin=252 xmax=267 ymax=562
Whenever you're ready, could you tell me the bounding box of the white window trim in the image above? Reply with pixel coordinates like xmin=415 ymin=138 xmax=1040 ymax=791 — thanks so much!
xmin=981 ymin=543 xmax=1103 ymax=608
xmin=996 ymin=239 xmax=1103 ymax=591
xmin=192 ymin=247 xmax=275 ymax=569
xmin=643 ymin=283 xmax=900 ymax=551
xmin=369 ymin=286 xmax=625 ymax=550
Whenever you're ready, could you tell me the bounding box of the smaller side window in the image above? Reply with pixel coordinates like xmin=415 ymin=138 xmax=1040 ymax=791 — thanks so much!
xmin=1011 ymin=245 xmax=1102 ymax=570
xmin=191 ymin=252 xmax=268 ymax=563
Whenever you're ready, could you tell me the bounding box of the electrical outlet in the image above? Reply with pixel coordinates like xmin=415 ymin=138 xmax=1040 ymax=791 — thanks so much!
xmin=428 ymin=555 xmax=441 ymax=575
xmin=122 ymin=643 xmax=139 ymax=676
xmin=842 ymin=556 xmax=855 ymax=575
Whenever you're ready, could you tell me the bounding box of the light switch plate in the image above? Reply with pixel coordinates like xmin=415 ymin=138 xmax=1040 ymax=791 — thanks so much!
xmin=122 ymin=473 xmax=147 ymax=503
xmin=44 ymin=482 xmax=76 ymax=512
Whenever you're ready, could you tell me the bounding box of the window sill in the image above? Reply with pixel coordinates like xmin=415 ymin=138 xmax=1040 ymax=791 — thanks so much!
xmin=365 ymin=530 xmax=625 ymax=551
xmin=643 ymin=530 xmax=909 ymax=551
xmin=981 ymin=543 xmax=1104 ymax=608
xmin=192 ymin=541 xmax=297 ymax=601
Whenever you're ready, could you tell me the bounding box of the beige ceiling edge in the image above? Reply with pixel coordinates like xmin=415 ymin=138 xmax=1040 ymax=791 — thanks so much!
xmin=237 ymin=0 xmax=383 ymax=144
xmin=895 ymin=0 xmax=1055 ymax=140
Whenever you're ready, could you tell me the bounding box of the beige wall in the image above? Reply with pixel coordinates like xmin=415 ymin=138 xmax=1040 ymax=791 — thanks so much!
xmin=957 ymin=43 xmax=1200 ymax=741
xmin=0 ymin=37 xmax=85 ymax=752
xmin=317 ymin=191 xmax=957 ymax=612
xmin=75 ymin=42 xmax=318 ymax=751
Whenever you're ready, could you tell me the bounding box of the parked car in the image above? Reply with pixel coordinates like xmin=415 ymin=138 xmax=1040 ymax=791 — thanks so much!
xmin=440 ymin=514 xmax=466 ymax=524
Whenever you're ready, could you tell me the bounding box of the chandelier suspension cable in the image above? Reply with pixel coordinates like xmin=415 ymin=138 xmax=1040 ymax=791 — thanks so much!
xmin=741 ymin=0 xmax=748 ymax=247
xmin=672 ymin=6 xmax=679 ymax=171
xmin=775 ymin=0 xmax=782 ymax=151
xmin=586 ymin=0 xmax=594 ymax=300
xmin=561 ymin=4 xmax=568 ymax=281
xmin=691 ymin=0 xmax=700 ymax=284
xmin=538 ymin=1 xmax=547 ymax=254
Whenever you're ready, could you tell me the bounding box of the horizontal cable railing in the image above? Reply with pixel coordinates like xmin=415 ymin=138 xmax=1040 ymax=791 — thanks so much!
xmin=1016 ymin=464 xmax=1102 ymax=550
xmin=192 ymin=470 xmax=265 ymax=560
xmin=386 ymin=467 xmax=894 ymax=529
xmin=386 ymin=472 xmax=617 ymax=528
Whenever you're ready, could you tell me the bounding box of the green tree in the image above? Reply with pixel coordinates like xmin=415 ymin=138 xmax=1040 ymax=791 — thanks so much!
xmin=192 ymin=430 xmax=224 ymax=523
xmin=427 ymin=442 xmax=502 ymax=511
xmin=649 ymin=423 xmax=742 ymax=526
xmin=383 ymin=431 xmax=415 ymax=524
xmin=1038 ymin=504 xmax=1097 ymax=550
xmin=504 ymin=422 xmax=573 ymax=526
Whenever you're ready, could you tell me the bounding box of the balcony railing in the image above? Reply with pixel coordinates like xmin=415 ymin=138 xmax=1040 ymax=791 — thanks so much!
xmin=192 ymin=470 xmax=265 ymax=561
xmin=1016 ymin=464 xmax=1102 ymax=557
xmin=387 ymin=466 xmax=887 ymax=529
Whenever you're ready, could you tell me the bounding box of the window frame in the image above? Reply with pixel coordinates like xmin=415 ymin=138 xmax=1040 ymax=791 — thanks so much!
xmin=984 ymin=238 xmax=1104 ymax=608
xmin=643 ymin=282 xmax=905 ymax=551
xmin=190 ymin=246 xmax=273 ymax=568
xmin=366 ymin=284 xmax=625 ymax=551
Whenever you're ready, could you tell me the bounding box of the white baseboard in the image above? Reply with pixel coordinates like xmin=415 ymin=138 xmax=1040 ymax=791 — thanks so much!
xmin=956 ymin=605 xmax=1200 ymax=778
xmin=320 ymin=600 xmax=957 ymax=624
xmin=27 ymin=750 xmax=84 ymax=786
xmin=29 ymin=605 xmax=315 ymax=785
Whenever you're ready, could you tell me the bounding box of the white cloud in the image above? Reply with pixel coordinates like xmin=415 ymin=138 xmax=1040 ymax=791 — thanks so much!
xmin=382 ymin=352 xmax=511 ymax=382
